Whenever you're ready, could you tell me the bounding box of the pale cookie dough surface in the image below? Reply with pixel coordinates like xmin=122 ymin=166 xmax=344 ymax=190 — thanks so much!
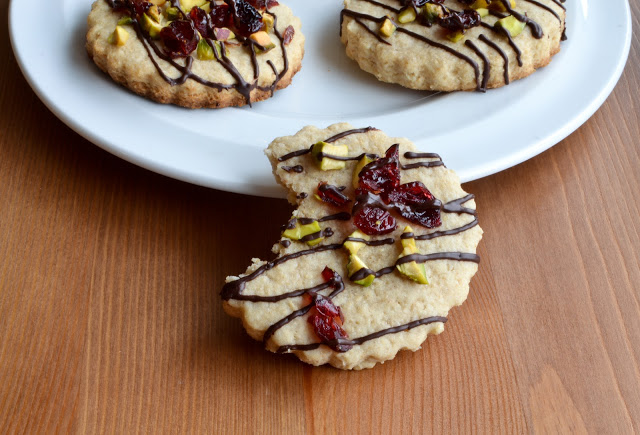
xmin=86 ymin=0 xmax=304 ymax=108
xmin=341 ymin=0 xmax=566 ymax=91
xmin=222 ymin=123 xmax=483 ymax=370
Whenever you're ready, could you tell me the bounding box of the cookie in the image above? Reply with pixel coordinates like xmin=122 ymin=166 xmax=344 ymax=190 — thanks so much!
xmin=222 ymin=123 xmax=483 ymax=370
xmin=86 ymin=0 xmax=304 ymax=108
xmin=340 ymin=0 xmax=566 ymax=92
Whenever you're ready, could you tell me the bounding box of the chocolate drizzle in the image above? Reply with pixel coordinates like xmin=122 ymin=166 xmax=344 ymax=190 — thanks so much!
xmin=276 ymin=316 xmax=448 ymax=353
xmin=282 ymin=165 xmax=304 ymax=173
xmin=104 ymin=0 xmax=292 ymax=106
xmin=342 ymin=0 xmax=566 ymax=89
xmin=278 ymin=127 xmax=378 ymax=162
xmin=223 ymin=128 xmax=481 ymax=355
xmin=478 ymin=34 xmax=510 ymax=84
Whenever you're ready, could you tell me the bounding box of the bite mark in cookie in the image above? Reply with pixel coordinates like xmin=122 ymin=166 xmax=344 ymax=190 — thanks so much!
xmin=222 ymin=124 xmax=483 ymax=370
xmin=341 ymin=0 xmax=567 ymax=92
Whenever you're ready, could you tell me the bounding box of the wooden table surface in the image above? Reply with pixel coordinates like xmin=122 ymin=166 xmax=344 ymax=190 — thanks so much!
xmin=2 ymin=1 xmax=639 ymax=432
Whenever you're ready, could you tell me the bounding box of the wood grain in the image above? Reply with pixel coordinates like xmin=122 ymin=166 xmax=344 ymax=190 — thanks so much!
xmin=1 ymin=0 xmax=639 ymax=432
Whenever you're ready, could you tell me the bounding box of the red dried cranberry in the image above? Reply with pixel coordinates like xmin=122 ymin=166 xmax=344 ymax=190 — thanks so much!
xmin=383 ymin=181 xmax=436 ymax=205
xmin=314 ymin=295 xmax=342 ymax=319
xmin=321 ymin=266 xmax=337 ymax=283
xmin=438 ymin=10 xmax=482 ymax=32
xmin=353 ymin=206 xmax=397 ymax=235
xmin=160 ymin=20 xmax=199 ymax=58
xmin=308 ymin=295 xmax=351 ymax=352
xmin=316 ymin=182 xmax=351 ymax=208
xmin=190 ymin=6 xmax=212 ymax=38
xmin=232 ymin=0 xmax=264 ymax=37
xmin=385 ymin=182 xmax=442 ymax=228
xmin=210 ymin=3 xmax=232 ymax=29
xmin=402 ymin=0 xmax=443 ymax=7
xmin=247 ymin=0 xmax=279 ymax=9
xmin=131 ymin=0 xmax=152 ymax=16
xmin=283 ymin=25 xmax=295 ymax=45
xmin=358 ymin=145 xmax=400 ymax=195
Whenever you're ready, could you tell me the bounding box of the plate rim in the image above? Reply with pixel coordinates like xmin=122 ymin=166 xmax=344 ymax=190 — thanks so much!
xmin=9 ymin=0 xmax=633 ymax=198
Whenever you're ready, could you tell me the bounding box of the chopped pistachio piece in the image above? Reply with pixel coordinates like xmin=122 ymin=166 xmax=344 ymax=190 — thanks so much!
xmin=117 ymin=16 xmax=133 ymax=26
xmin=165 ymin=7 xmax=180 ymax=20
xmin=347 ymin=254 xmax=375 ymax=287
xmin=311 ymin=142 xmax=348 ymax=171
xmin=140 ymin=13 xmax=163 ymax=38
xmin=108 ymin=25 xmax=130 ymax=46
xmin=470 ymin=0 xmax=490 ymax=9
xmin=495 ymin=15 xmax=526 ymax=37
xmin=180 ymin=0 xmax=207 ymax=12
xmin=379 ymin=17 xmax=397 ymax=37
xmin=397 ymin=8 xmax=417 ymax=24
xmin=396 ymin=227 xmax=429 ymax=285
xmin=422 ymin=4 xmax=444 ymax=24
xmin=146 ymin=5 xmax=162 ymax=22
xmin=446 ymin=30 xmax=465 ymax=43
xmin=262 ymin=13 xmax=275 ymax=32
xmin=343 ymin=230 xmax=370 ymax=255
xmin=250 ymin=31 xmax=276 ymax=52
xmin=197 ymin=38 xmax=221 ymax=60
xmin=282 ymin=220 xmax=322 ymax=247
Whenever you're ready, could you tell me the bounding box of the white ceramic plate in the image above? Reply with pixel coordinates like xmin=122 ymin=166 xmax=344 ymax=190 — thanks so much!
xmin=9 ymin=0 xmax=631 ymax=198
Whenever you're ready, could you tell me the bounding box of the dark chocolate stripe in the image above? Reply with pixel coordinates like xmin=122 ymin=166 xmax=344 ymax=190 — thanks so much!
xmin=324 ymin=127 xmax=378 ymax=144
xmin=354 ymin=18 xmax=392 ymax=45
xmin=350 ymin=251 xmax=480 ymax=281
xmin=262 ymin=276 xmax=346 ymax=344
xmin=478 ymin=34 xmax=510 ymax=85
xmin=522 ymin=0 xmax=562 ymax=22
xmin=341 ymin=9 xmax=481 ymax=90
xmin=357 ymin=0 xmax=400 ymax=13
xmin=465 ymin=39 xmax=490 ymax=92
xmin=442 ymin=194 xmax=477 ymax=216
xmin=106 ymin=0 xmax=291 ymax=106
xmin=343 ymin=237 xmax=395 ymax=246
xmin=404 ymin=152 xmax=442 ymax=160
xmin=281 ymin=165 xmax=303 ymax=173
xmin=413 ymin=218 xmax=479 ymax=240
xmin=493 ymin=1 xmax=544 ymax=38
xmin=277 ymin=127 xmax=377 ymax=162
xmin=221 ymin=244 xmax=343 ymax=300
xmin=233 ymin=281 xmax=333 ymax=303
xmin=276 ymin=316 xmax=448 ymax=353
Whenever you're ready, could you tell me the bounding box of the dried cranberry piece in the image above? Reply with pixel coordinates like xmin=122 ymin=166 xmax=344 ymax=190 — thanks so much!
xmin=383 ymin=181 xmax=436 ymax=205
xmin=160 ymin=20 xmax=199 ymax=58
xmin=316 ymin=182 xmax=351 ymax=208
xmin=247 ymin=0 xmax=279 ymax=9
xmin=232 ymin=0 xmax=264 ymax=37
xmin=401 ymin=0 xmax=443 ymax=7
xmin=438 ymin=10 xmax=482 ymax=32
xmin=321 ymin=266 xmax=337 ymax=284
xmin=308 ymin=295 xmax=351 ymax=352
xmin=130 ymin=0 xmax=152 ymax=16
xmin=190 ymin=6 xmax=212 ymax=38
xmin=385 ymin=181 xmax=442 ymax=228
xmin=353 ymin=206 xmax=397 ymax=235
xmin=210 ymin=3 xmax=232 ymax=29
xmin=283 ymin=25 xmax=295 ymax=45
xmin=358 ymin=145 xmax=400 ymax=195
xmin=314 ymin=295 xmax=342 ymax=319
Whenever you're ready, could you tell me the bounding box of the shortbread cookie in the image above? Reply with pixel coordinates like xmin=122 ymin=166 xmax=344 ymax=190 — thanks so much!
xmin=86 ymin=0 xmax=304 ymax=108
xmin=222 ymin=123 xmax=483 ymax=370
xmin=341 ymin=0 xmax=566 ymax=91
